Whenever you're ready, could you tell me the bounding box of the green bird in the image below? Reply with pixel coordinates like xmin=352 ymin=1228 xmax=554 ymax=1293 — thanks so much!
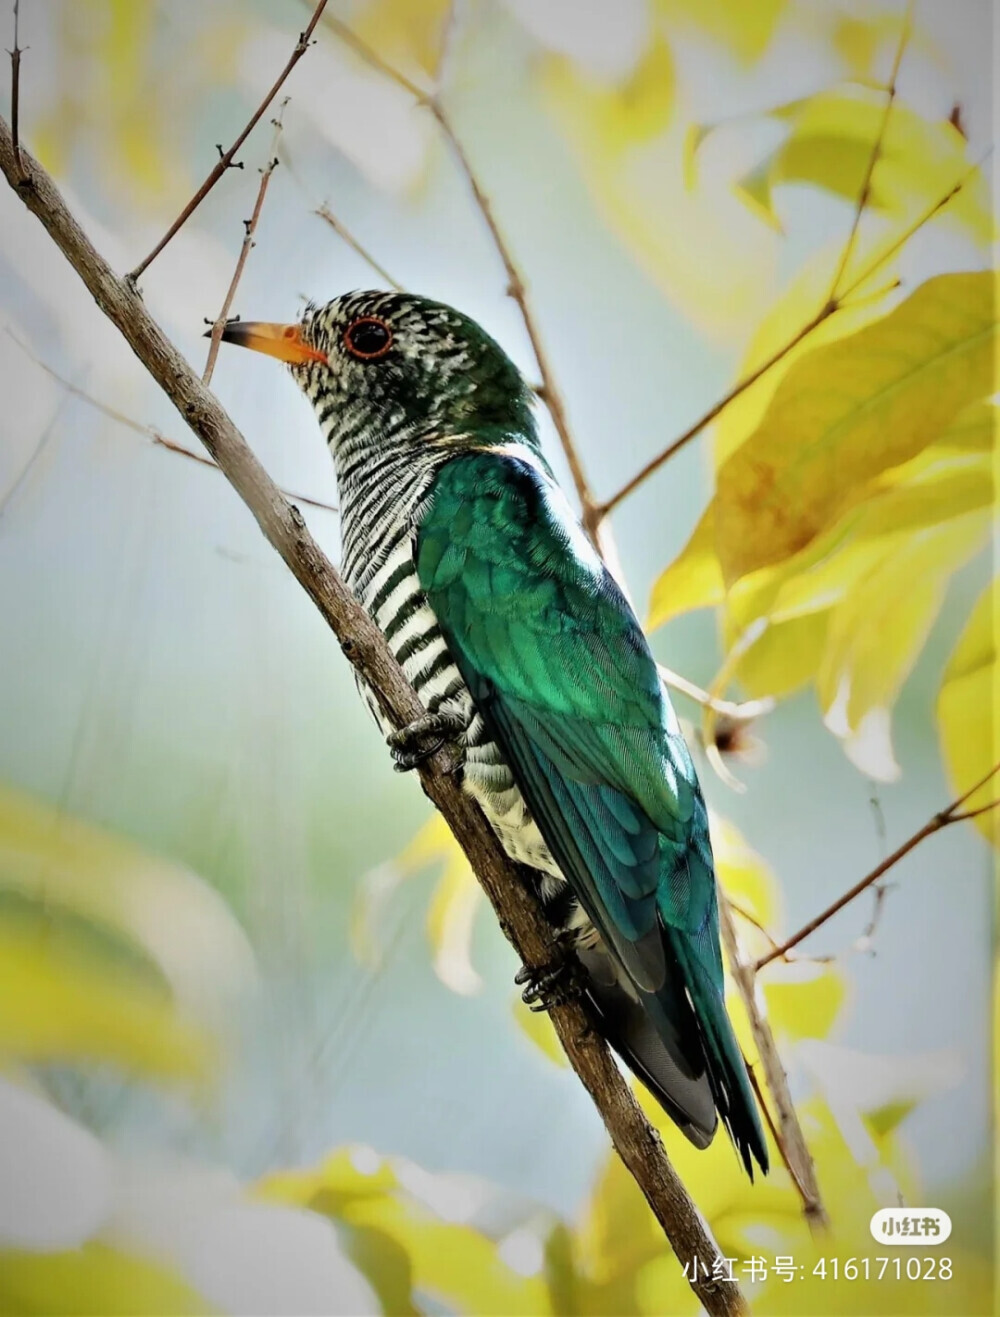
xmin=219 ymin=292 xmax=768 ymax=1177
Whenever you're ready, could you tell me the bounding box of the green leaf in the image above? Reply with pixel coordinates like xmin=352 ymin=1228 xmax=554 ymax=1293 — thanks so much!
xmin=715 ymin=271 xmax=996 ymax=585
xmin=0 ymin=1243 xmax=211 ymax=1316
xmin=938 ymin=575 xmax=999 ymax=846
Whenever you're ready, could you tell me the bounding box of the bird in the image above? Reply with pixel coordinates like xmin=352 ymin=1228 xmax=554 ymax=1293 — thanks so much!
xmin=217 ymin=291 xmax=768 ymax=1177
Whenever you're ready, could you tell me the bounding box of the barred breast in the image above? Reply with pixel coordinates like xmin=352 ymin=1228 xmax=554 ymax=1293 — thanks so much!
xmin=351 ymin=522 xmax=565 ymax=885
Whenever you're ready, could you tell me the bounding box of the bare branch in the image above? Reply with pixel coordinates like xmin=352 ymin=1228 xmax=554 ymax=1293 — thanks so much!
xmin=315 ymin=205 xmax=404 ymax=290
xmin=127 ymin=0 xmax=330 ymax=284
xmin=8 ymin=0 xmax=26 ymax=183
xmin=6 ymin=329 xmax=339 ymax=516
xmin=718 ymin=894 xmax=829 ymax=1230
xmin=0 ymin=114 xmax=748 ymax=1317
xmin=825 ymin=2 xmax=913 ymax=304
xmin=203 ymin=101 xmax=288 ymax=385
xmin=755 ymin=763 xmax=1000 ymax=971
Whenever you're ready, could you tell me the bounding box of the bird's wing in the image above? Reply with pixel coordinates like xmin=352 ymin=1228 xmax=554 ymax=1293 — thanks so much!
xmin=416 ymin=448 xmax=715 ymax=995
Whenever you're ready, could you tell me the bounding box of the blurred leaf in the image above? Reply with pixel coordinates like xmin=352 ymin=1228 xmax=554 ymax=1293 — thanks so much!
xmin=0 ymin=1243 xmax=210 ymax=1316
xmin=715 ymin=272 xmax=995 ymax=585
xmin=711 ymin=812 xmax=780 ymax=928
xmin=938 ymin=575 xmax=999 ymax=846
xmin=0 ymin=927 xmax=212 ymax=1081
xmin=647 ymin=506 xmax=723 ymax=629
xmin=426 ymin=847 xmax=485 ymax=997
xmin=543 ymin=39 xmax=775 ymax=338
xmin=735 ymin=88 xmax=992 ymax=243
xmin=354 ymin=0 xmax=454 ymax=79
xmin=0 ymin=782 xmax=254 ymax=1021
xmin=656 ymin=0 xmax=787 ymax=62
xmin=763 ymin=963 xmax=846 ymax=1040
xmin=818 ymin=509 xmax=989 ymax=780
xmin=733 ymin=612 xmax=830 ymax=700
xmin=512 ymin=997 xmax=568 ymax=1068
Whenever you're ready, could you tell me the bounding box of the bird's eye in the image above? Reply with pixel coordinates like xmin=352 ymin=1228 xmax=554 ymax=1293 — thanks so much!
xmin=343 ymin=316 xmax=393 ymax=361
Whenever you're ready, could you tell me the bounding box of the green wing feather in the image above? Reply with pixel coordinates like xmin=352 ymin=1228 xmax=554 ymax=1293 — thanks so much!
xmin=417 ymin=449 xmax=767 ymax=1174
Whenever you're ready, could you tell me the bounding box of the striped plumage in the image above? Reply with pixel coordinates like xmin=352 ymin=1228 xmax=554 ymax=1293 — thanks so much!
xmin=222 ymin=290 xmax=768 ymax=1177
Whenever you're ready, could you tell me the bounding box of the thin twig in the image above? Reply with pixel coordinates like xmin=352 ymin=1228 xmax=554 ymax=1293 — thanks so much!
xmin=599 ymin=149 xmax=986 ymax=519
xmin=745 ymin=1063 xmax=813 ymax=1206
xmin=128 ymin=0 xmax=329 ymax=284
xmin=315 ymin=204 xmax=404 ymax=290
xmin=0 ymin=114 xmax=748 ymax=1317
xmin=5 ymin=328 xmax=338 ymax=515
xmin=825 ymin=3 xmax=913 ymax=304
xmin=203 ymin=101 xmax=288 ymax=385
xmin=599 ymin=305 xmax=833 ymax=518
xmin=657 ymin=663 xmax=775 ymax=723
xmin=8 ymin=0 xmax=26 ymax=183
xmin=718 ymin=892 xmax=829 ymax=1230
xmin=756 ymin=763 xmax=1000 ymax=971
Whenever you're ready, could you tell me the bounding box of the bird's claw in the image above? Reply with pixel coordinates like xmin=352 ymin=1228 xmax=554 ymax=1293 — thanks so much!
xmin=515 ymin=954 xmax=584 ymax=1012
xmin=388 ymin=711 xmax=466 ymax=773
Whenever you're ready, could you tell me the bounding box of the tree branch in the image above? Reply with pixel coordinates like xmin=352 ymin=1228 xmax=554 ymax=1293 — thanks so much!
xmin=718 ymin=894 xmax=828 ymax=1230
xmin=755 ymin=763 xmax=1000 ymax=971
xmin=127 ymin=0 xmax=329 ymax=284
xmin=8 ymin=0 xmax=26 ymax=183
xmin=203 ymin=100 xmax=288 ymax=385
xmin=0 ymin=113 xmax=747 ymax=1317
xmin=315 ymin=204 xmax=404 ymax=291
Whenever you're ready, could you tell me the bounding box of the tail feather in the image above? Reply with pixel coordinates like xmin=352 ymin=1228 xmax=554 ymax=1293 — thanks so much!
xmin=667 ymin=926 xmax=769 ymax=1178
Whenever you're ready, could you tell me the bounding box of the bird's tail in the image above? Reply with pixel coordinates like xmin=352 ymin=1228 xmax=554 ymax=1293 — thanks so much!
xmin=666 ymin=925 xmax=769 ymax=1178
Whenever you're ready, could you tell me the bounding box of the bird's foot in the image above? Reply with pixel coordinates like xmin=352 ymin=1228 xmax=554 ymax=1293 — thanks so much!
xmin=387 ymin=711 xmax=465 ymax=773
xmin=514 ymin=952 xmax=584 ymax=1013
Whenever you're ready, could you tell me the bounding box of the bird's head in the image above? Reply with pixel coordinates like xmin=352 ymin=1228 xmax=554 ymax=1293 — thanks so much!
xmin=217 ymin=290 xmax=537 ymax=452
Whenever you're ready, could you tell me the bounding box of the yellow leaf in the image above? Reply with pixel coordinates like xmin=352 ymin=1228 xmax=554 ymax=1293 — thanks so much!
xmin=646 ymin=505 xmax=723 ymax=629
xmin=715 ymin=272 xmax=996 ymax=584
xmin=354 ymin=0 xmax=453 ymax=80
xmin=819 ymin=510 xmax=989 ymax=780
xmin=0 ymin=927 xmax=212 ymax=1082
xmin=713 ymin=241 xmax=902 ymax=468
xmin=0 ymin=1243 xmax=211 ymax=1317
xmin=938 ymin=576 xmax=999 ymax=846
xmin=739 ymin=87 xmax=992 ymax=244
xmin=711 ymin=812 xmax=781 ymax=928
xmin=543 ymin=45 xmax=775 ymax=339
xmin=0 ymin=783 xmax=254 ymax=1020
xmin=656 ymin=0 xmax=787 ymax=62
xmin=426 ymin=851 xmax=485 ymax=996
xmin=763 ymin=963 xmax=847 ymax=1040
xmin=734 ymin=612 xmax=830 ymax=700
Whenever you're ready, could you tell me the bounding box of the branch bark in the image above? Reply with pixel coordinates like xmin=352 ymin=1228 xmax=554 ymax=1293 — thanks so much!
xmin=0 ymin=114 xmax=748 ymax=1317
xmin=203 ymin=100 xmax=287 ymax=385
xmin=127 ymin=0 xmax=329 ymax=283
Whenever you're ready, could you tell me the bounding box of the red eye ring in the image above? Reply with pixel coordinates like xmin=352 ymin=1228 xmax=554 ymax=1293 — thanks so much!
xmin=343 ymin=315 xmax=393 ymax=361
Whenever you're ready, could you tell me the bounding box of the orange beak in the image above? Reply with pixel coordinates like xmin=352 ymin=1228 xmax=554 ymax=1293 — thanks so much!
xmin=211 ymin=320 xmax=327 ymax=366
